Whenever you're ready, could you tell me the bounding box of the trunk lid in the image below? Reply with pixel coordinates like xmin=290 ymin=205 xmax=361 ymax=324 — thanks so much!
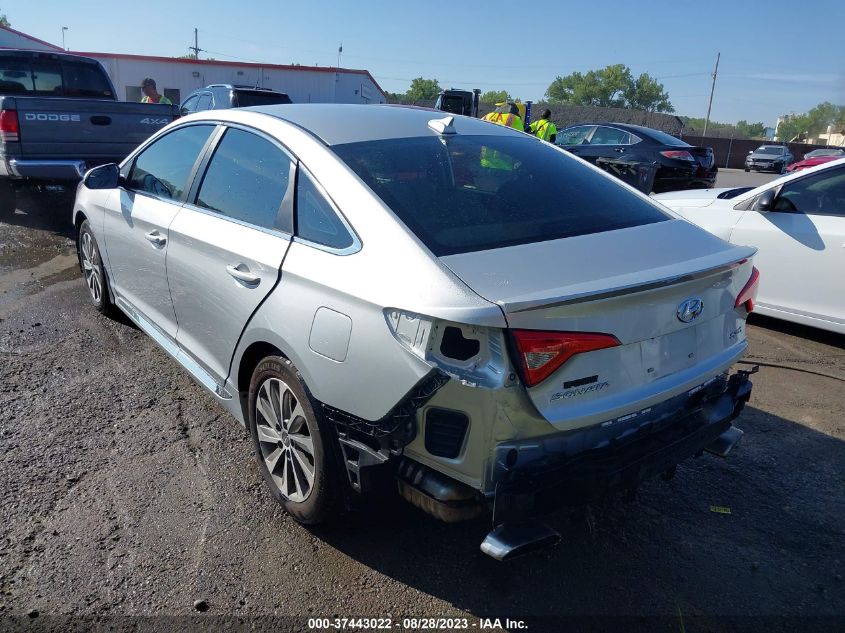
xmin=688 ymin=146 xmax=714 ymax=169
xmin=440 ymin=219 xmax=755 ymax=429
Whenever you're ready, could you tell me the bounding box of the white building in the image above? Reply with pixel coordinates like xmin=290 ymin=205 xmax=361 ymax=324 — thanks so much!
xmin=0 ymin=25 xmax=386 ymax=106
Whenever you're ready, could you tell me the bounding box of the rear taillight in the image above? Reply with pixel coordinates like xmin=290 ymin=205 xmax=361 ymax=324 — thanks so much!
xmin=735 ymin=267 xmax=760 ymax=312
xmin=660 ymin=150 xmax=694 ymax=161
xmin=0 ymin=109 xmax=19 ymax=142
xmin=511 ymin=330 xmax=620 ymax=387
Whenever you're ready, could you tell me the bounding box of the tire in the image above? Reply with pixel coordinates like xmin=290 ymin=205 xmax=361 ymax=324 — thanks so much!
xmin=76 ymin=219 xmax=114 ymax=315
xmin=248 ymin=355 xmax=341 ymax=524
xmin=744 ymin=167 xmax=750 ymax=172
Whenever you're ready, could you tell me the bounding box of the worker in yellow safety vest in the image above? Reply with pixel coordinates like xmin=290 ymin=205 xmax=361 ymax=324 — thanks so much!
xmin=480 ymin=102 xmax=525 ymax=170
xmin=481 ymin=102 xmax=525 ymax=131
xmin=529 ymin=109 xmax=557 ymax=143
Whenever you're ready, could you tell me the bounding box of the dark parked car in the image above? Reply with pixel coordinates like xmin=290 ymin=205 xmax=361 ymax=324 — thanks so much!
xmin=179 ymin=84 xmax=292 ymax=115
xmin=555 ymin=123 xmax=717 ymax=193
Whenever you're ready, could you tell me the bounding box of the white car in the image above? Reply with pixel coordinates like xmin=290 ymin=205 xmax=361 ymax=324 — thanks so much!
xmin=654 ymin=158 xmax=845 ymax=335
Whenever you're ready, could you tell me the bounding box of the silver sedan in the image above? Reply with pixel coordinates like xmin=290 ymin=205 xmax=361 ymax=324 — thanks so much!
xmin=74 ymin=104 xmax=758 ymax=558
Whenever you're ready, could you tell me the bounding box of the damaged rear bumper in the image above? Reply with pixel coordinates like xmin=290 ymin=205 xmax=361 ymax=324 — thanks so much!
xmin=490 ymin=369 xmax=754 ymax=525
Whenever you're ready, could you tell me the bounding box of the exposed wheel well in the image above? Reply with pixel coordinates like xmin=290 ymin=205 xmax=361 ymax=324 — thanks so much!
xmin=73 ymin=211 xmax=87 ymax=231
xmin=236 ymin=341 xmax=286 ymax=419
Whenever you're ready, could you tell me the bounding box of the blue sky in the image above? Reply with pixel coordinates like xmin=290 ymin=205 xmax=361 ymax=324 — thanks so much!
xmin=8 ymin=0 xmax=844 ymax=126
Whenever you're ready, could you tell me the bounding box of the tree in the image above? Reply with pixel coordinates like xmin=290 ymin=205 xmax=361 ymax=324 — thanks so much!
xmin=0 ymin=10 xmax=10 ymax=27
xmin=735 ymin=120 xmax=766 ymax=139
xmin=404 ymin=77 xmax=441 ymax=102
xmin=479 ymin=90 xmax=512 ymax=104
xmin=623 ymin=72 xmax=673 ymax=113
xmin=545 ymin=64 xmax=673 ymax=112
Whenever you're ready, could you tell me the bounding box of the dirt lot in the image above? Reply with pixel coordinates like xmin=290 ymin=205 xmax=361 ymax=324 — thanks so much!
xmin=1 ymin=186 xmax=843 ymax=633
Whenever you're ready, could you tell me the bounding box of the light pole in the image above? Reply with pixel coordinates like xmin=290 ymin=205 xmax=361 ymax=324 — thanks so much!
xmin=61 ymin=27 xmax=68 ymax=51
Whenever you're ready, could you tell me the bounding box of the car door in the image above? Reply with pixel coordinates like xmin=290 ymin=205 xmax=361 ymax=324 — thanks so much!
xmin=556 ymin=125 xmax=595 ymax=158
xmin=730 ymin=165 xmax=845 ymax=326
xmin=102 ymin=124 xmax=216 ymax=338
xmin=570 ymin=125 xmax=630 ymax=164
xmin=165 ymin=125 xmax=296 ymax=383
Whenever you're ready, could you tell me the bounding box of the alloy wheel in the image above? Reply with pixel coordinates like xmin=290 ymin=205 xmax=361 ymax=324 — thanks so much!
xmin=80 ymin=231 xmax=103 ymax=304
xmin=255 ymin=377 xmax=316 ymax=503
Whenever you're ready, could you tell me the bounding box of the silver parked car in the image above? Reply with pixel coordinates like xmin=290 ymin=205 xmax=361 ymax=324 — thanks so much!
xmin=74 ymin=104 xmax=758 ymax=559
xmin=745 ymin=145 xmax=793 ymax=173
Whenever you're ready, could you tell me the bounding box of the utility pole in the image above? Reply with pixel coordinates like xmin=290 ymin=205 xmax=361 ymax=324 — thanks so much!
xmin=61 ymin=27 xmax=68 ymax=51
xmin=702 ymin=52 xmax=720 ymax=138
xmin=189 ymin=28 xmax=203 ymax=59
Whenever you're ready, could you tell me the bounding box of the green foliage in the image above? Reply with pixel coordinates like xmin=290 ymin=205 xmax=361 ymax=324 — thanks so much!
xmin=776 ymin=102 xmax=845 ymax=141
xmin=545 ymin=64 xmax=673 ymax=113
xmin=0 ymin=9 xmax=9 ymax=27
xmin=404 ymin=77 xmax=441 ymax=102
xmin=623 ymin=72 xmax=674 ymax=113
xmin=680 ymin=117 xmax=767 ymax=139
xmin=479 ymin=90 xmax=512 ymax=104
xmin=735 ymin=120 xmax=766 ymax=138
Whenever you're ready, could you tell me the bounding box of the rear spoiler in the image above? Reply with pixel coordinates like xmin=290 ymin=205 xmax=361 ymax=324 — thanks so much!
xmin=503 ymin=246 xmax=756 ymax=314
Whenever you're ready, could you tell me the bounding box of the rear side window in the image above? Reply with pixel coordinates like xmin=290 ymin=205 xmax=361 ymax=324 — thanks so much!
xmin=333 ymin=135 xmax=668 ymax=256
xmin=234 ymin=91 xmax=292 ymax=107
xmin=196 ymin=93 xmax=213 ymax=111
xmin=590 ymin=126 xmax=629 ymax=145
xmin=196 ymin=128 xmax=293 ymax=231
xmin=128 ymin=125 xmax=214 ymax=200
xmin=296 ymin=170 xmax=354 ymax=250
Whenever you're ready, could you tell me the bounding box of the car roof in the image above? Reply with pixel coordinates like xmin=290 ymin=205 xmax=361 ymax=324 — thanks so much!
xmin=247 ymin=103 xmax=518 ymax=145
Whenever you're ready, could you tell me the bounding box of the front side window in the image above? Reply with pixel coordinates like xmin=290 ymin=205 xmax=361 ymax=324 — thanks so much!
xmin=557 ymin=125 xmax=593 ymax=146
xmin=180 ymin=95 xmax=199 ymax=115
xmin=195 ymin=128 xmax=293 ymax=231
xmin=773 ymin=166 xmax=845 ymax=216
xmin=333 ymin=135 xmax=668 ymax=256
xmin=296 ymin=170 xmax=354 ymax=250
xmin=127 ymin=125 xmax=214 ymax=200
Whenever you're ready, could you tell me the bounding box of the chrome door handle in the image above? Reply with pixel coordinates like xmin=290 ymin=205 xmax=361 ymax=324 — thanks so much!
xmin=144 ymin=231 xmax=167 ymax=246
xmin=226 ymin=264 xmax=260 ymax=285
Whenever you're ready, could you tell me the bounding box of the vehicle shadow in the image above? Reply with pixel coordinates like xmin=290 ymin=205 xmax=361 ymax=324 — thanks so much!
xmin=0 ymin=184 xmax=76 ymax=238
xmin=748 ymin=313 xmax=845 ymax=349
xmin=309 ymin=405 xmax=845 ymax=629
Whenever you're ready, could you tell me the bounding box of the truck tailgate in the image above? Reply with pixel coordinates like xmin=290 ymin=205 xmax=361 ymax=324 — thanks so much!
xmin=14 ymin=97 xmax=174 ymax=160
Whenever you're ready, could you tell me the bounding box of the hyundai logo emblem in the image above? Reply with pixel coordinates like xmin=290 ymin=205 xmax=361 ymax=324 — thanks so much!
xmin=677 ymin=298 xmax=704 ymax=323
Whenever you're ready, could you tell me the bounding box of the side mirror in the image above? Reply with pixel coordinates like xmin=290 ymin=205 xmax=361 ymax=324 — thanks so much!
xmin=754 ymin=188 xmax=777 ymax=212
xmin=747 ymin=150 xmax=753 ymax=154
xmin=83 ymin=163 xmax=120 ymax=190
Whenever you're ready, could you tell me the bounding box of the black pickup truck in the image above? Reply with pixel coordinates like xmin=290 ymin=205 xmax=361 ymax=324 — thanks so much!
xmin=0 ymin=49 xmax=178 ymax=212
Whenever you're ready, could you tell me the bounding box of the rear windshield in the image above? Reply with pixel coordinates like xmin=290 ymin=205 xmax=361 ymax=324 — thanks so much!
xmin=333 ymin=135 xmax=668 ymax=256
xmin=234 ymin=91 xmax=292 ymax=107
xmin=0 ymin=56 xmax=113 ymax=98
xmin=645 ymin=129 xmax=689 ymax=147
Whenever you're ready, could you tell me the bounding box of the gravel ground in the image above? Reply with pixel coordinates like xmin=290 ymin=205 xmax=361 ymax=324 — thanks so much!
xmin=0 ymin=186 xmax=843 ymax=633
